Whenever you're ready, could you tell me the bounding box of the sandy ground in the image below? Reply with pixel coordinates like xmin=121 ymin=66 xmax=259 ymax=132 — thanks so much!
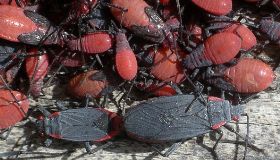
xmin=0 ymin=67 xmax=280 ymax=160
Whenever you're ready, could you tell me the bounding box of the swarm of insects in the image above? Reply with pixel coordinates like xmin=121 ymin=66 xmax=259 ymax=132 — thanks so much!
xmin=0 ymin=0 xmax=279 ymax=159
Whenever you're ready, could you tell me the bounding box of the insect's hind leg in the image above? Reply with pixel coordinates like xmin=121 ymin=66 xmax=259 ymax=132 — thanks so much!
xmin=0 ymin=127 xmax=13 ymax=140
xmin=84 ymin=141 xmax=113 ymax=154
xmin=151 ymin=141 xmax=183 ymax=157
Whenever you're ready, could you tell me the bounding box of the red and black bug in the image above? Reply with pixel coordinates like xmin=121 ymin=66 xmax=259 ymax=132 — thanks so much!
xmin=124 ymin=94 xmax=253 ymax=158
xmin=36 ymin=106 xmax=123 ymax=153
xmin=0 ymin=5 xmax=66 ymax=45
xmin=202 ymin=58 xmax=275 ymax=93
xmin=110 ymin=0 xmax=171 ymax=43
xmin=183 ymin=32 xmax=241 ymax=70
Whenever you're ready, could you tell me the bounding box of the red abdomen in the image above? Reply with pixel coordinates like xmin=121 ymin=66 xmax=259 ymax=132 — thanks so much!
xmin=192 ymin=0 xmax=232 ymax=15
xmin=115 ymin=33 xmax=137 ymax=80
xmin=0 ymin=89 xmax=29 ymax=129
xmin=0 ymin=5 xmax=37 ymax=42
xmin=225 ymin=58 xmax=275 ymax=93
xmin=67 ymin=32 xmax=113 ymax=54
xmin=204 ymin=32 xmax=241 ymax=65
xmin=151 ymin=46 xmax=186 ymax=83
xmin=68 ymin=70 xmax=108 ymax=98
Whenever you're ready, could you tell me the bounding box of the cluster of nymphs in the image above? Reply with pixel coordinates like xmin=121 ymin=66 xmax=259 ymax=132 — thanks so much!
xmin=0 ymin=0 xmax=277 ymax=159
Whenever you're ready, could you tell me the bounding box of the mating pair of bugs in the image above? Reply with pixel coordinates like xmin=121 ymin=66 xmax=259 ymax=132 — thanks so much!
xmin=22 ymin=93 xmax=258 ymax=159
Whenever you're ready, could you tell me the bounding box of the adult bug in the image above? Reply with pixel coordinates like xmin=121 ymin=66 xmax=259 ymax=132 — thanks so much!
xmin=36 ymin=106 xmax=123 ymax=153
xmin=0 ymin=5 xmax=65 ymax=45
xmin=183 ymin=32 xmax=241 ymax=70
xmin=202 ymin=58 xmax=275 ymax=93
xmin=124 ymin=94 xmax=252 ymax=158
xmin=0 ymin=89 xmax=29 ymax=133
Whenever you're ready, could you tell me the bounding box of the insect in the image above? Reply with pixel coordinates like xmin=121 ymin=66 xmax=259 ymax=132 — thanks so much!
xmin=110 ymin=0 xmax=170 ymax=43
xmin=115 ymin=32 xmax=138 ymax=81
xmin=183 ymin=32 xmax=241 ymax=70
xmin=0 ymin=89 xmax=29 ymax=130
xmin=0 ymin=5 xmax=65 ymax=45
xmin=150 ymin=46 xmax=186 ymax=84
xmin=202 ymin=58 xmax=275 ymax=93
xmin=191 ymin=0 xmax=232 ymax=16
xmin=124 ymin=94 xmax=250 ymax=157
xmin=36 ymin=106 xmax=123 ymax=153
xmin=66 ymin=32 xmax=113 ymax=54
xmin=25 ymin=48 xmax=49 ymax=97
xmin=68 ymin=70 xmax=110 ymax=99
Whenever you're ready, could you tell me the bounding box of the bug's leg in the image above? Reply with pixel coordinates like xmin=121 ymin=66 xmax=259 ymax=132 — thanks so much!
xmin=239 ymin=94 xmax=259 ymax=104
xmin=101 ymin=94 xmax=108 ymax=108
xmin=152 ymin=141 xmax=183 ymax=157
xmin=196 ymin=135 xmax=205 ymax=144
xmin=221 ymin=90 xmax=225 ymax=100
xmin=0 ymin=127 xmax=12 ymax=140
xmin=190 ymin=68 xmax=200 ymax=79
xmin=168 ymin=82 xmax=182 ymax=94
xmin=91 ymin=142 xmax=113 ymax=153
xmin=259 ymin=0 xmax=271 ymax=7
xmin=55 ymin=101 xmax=68 ymax=111
xmin=95 ymin=55 xmax=104 ymax=68
xmin=82 ymin=94 xmax=92 ymax=108
xmin=44 ymin=138 xmax=52 ymax=147
xmin=84 ymin=142 xmax=93 ymax=154
xmin=38 ymin=106 xmax=51 ymax=117
xmin=212 ymin=129 xmax=223 ymax=151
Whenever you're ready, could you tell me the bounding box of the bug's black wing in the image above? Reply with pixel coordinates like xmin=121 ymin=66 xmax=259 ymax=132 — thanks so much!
xmin=124 ymin=95 xmax=212 ymax=143
xmin=53 ymin=108 xmax=110 ymax=142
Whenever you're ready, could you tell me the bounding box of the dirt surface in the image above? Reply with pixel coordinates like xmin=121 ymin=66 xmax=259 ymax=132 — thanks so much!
xmin=0 ymin=67 xmax=280 ymax=160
